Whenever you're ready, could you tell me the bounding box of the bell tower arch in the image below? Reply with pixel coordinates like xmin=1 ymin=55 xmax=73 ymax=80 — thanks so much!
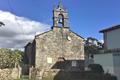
xmin=53 ymin=0 xmax=68 ymax=29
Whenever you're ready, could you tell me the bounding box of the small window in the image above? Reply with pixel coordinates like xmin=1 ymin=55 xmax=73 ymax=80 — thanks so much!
xmin=72 ymin=61 xmax=77 ymax=67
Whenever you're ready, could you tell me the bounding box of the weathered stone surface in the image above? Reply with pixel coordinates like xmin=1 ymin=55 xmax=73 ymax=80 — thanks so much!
xmin=35 ymin=28 xmax=84 ymax=68
xmin=0 ymin=68 xmax=21 ymax=80
xmin=24 ymin=2 xmax=85 ymax=80
xmin=26 ymin=27 xmax=85 ymax=79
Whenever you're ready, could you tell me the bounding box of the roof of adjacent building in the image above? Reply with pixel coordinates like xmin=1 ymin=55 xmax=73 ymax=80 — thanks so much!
xmin=100 ymin=25 xmax=120 ymax=33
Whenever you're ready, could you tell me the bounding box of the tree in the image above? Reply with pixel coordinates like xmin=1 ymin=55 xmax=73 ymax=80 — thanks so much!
xmin=0 ymin=48 xmax=11 ymax=68
xmin=85 ymin=45 xmax=100 ymax=55
xmin=12 ymin=49 xmax=23 ymax=66
xmin=0 ymin=48 xmax=23 ymax=69
xmin=0 ymin=21 xmax=5 ymax=27
xmin=85 ymin=37 xmax=103 ymax=58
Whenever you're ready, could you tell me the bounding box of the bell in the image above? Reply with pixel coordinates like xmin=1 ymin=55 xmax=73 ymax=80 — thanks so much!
xmin=58 ymin=18 xmax=63 ymax=24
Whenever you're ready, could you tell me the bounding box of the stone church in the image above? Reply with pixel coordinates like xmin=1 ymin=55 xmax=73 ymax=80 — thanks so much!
xmin=24 ymin=1 xmax=85 ymax=79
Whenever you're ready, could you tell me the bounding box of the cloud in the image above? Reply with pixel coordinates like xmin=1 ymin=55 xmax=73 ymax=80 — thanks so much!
xmin=0 ymin=10 xmax=51 ymax=49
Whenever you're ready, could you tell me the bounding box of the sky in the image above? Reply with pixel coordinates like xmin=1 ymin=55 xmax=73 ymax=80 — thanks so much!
xmin=0 ymin=0 xmax=120 ymax=48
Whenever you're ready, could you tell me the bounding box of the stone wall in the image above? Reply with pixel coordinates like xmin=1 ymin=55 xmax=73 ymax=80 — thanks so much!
xmin=25 ymin=27 xmax=85 ymax=79
xmin=0 ymin=68 xmax=21 ymax=80
xmin=35 ymin=28 xmax=85 ymax=69
xmin=29 ymin=67 xmax=61 ymax=80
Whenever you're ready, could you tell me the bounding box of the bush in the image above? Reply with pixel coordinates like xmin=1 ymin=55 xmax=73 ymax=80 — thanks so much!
xmin=0 ymin=48 xmax=23 ymax=69
xmin=88 ymin=64 xmax=104 ymax=73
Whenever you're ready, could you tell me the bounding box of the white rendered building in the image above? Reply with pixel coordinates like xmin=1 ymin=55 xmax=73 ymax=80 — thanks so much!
xmin=94 ymin=25 xmax=120 ymax=80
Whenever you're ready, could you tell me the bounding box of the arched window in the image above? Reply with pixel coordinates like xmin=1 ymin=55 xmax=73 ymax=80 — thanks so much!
xmin=58 ymin=14 xmax=64 ymax=27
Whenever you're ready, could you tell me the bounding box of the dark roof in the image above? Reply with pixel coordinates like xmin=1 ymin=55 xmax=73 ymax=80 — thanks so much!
xmin=35 ymin=27 xmax=84 ymax=40
xmin=70 ymin=30 xmax=84 ymax=39
xmin=24 ymin=41 xmax=33 ymax=48
xmin=100 ymin=25 xmax=120 ymax=33
xmin=35 ymin=30 xmax=52 ymax=38
xmin=51 ymin=60 xmax=85 ymax=69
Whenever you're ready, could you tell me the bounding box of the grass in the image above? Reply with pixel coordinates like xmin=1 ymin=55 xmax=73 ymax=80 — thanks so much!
xmin=16 ymin=75 xmax=30 ymax=80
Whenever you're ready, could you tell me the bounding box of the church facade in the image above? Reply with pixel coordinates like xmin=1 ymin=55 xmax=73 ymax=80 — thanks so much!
xmin=24 ymin=1 xmax=85 ymax=79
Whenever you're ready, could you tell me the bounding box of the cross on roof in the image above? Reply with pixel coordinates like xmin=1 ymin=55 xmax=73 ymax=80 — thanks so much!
xmin=58 ymin=0 xmax=63 ymax=8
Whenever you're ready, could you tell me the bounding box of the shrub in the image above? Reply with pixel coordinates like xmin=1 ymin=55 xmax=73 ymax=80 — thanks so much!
xmin=88 ymin=64 xmax=104 ymax=74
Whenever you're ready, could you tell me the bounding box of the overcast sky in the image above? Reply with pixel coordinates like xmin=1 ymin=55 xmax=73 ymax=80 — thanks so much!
xmin=0 ymin=0 xmax=120 ymax=48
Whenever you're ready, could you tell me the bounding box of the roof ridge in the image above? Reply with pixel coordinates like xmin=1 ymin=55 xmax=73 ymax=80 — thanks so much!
xmin=100 ymin=24 xmax=120 ymax=33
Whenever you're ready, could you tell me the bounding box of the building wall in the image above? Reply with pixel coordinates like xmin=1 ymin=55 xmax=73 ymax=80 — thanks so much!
xmin=35 ymin=28 xmax=85 ymax=69
xmin=113 ymin=52 xmax=120 ymax=80
xmin=24 ymin=41 xmax=35 ymax=66
xmin=106 ymin=28 xmax=120 ymax=49
xmin=94 ymin=53 xmax=114 ymax=74
xmin=94 ymin=53 xmax=120 ymax=80
xmin=24 ymin=43 xmax=32 ymax=64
